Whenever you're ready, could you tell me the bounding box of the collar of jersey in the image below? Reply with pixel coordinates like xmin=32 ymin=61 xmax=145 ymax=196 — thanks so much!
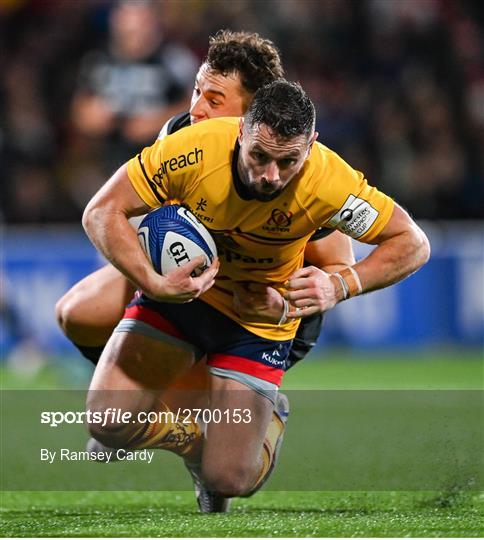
xmin=231 ymin=139 xmax=255 ymax=200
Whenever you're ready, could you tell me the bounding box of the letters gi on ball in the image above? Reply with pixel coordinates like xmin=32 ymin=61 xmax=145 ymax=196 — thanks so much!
xmin=138 ymin=205 xmax=217 ymax=276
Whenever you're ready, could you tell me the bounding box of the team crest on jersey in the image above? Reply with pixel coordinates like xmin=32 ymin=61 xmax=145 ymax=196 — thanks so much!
xmin=262 ymin=209 xmax=293 ymax=233
xmin=328 ymin=194 xmax=379 ymax=238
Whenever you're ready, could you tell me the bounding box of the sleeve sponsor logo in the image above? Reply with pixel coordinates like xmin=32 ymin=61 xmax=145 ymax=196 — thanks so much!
xmin=328 ymin=195 xmax=379 ymax=238
xmin=151 ymin=147 xmax=203 ymax=186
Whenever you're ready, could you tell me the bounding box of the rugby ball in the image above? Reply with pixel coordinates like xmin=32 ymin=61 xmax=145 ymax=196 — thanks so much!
xmin=137 ymin=205 xmax=217 ymax=277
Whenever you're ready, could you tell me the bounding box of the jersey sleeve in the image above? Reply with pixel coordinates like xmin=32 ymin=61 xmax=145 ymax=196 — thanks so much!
xmin=317 ymin=147 xmax=395 ymax=243
xmin=126 ymin=126 xmax=204 ymax=208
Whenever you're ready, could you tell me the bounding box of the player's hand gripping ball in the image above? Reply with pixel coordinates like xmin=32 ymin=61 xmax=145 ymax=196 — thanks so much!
xmin=138 ymin=205 xmax=217 ymax=277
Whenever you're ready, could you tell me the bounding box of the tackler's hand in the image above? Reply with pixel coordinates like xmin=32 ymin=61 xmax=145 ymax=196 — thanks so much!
xmin=284 ymin=266 xmax=340 ymax=319
xmin=233 ymin=282 xmax=287 ymax=324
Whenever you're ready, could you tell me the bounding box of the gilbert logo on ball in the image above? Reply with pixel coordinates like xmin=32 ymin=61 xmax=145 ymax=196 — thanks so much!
xmin=138 ymin=205 xmax=217 ymax=277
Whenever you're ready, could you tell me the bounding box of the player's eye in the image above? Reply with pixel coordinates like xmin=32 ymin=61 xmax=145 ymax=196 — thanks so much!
xmin=252 ymin=151 xmax=267 ymax=162
xmin=278 ymin=158 xmax=297 ymax=168
xmin=193 ymin=86 xmax=201 ymax=96
xmin=209 ymin=99 xmax=221 ymax=106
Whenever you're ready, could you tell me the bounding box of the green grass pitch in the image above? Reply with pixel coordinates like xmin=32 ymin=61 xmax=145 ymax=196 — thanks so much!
xmin=2 ymin=490 xmax=482 ymax=537
xmin=1 ymin=349 xmax=483 ymax=537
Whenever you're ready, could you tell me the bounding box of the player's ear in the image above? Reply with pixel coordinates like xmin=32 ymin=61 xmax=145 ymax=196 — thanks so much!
xmin=238 ymin=118 xmax=244 ymax=143
xmin=305 ymin=131 xmax=318 ymax=157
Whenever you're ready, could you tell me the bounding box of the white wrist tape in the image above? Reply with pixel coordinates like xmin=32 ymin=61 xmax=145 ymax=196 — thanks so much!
xmin=332 ymin=272 xmax=349 ymax=300
xmin=340 ymin=266 xmax=363 ymax=297
xmin=278 ymin=297 xmax=289 ymax=326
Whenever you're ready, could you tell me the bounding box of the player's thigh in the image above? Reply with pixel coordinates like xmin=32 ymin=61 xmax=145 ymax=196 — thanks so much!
xmin=202 ymin=374 xmax=273 ymax=480
xmin=56 ymin=264 xmax=135 ymax=343
xmin=88 ymin=330 xmax=198 ymax=417
xmin=162 ymin=357 xmax=210 ymax=413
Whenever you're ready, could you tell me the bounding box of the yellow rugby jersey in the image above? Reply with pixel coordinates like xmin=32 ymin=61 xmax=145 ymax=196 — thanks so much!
xmin=127 ymin=117 xmax=394 ymax=340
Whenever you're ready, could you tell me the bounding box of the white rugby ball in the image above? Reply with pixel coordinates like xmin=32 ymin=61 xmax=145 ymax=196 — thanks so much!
xmin=137 ymin=205 xmax=217 ymax=276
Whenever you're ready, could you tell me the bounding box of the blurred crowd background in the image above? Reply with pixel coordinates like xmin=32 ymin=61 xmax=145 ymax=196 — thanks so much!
xmin=1 ymin=0 xmax=483 ymax=376
xmin=1 ymin=0 xmax=483 ymax=224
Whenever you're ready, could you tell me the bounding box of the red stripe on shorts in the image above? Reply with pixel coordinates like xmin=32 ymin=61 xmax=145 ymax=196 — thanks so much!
xmin=208 ymin=353 xmax=284 ymax=386
xmin=123 ymin=304 xmax=189 ymax=342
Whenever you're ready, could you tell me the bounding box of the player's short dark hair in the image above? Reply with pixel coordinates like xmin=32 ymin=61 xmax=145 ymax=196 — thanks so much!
xmin=245 ymin=80 xmax=315 ymax=139
xmin=206 ymin=30 xmax=284 ymax=95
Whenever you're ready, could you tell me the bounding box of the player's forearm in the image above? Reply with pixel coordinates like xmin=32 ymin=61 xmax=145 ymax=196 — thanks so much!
xmin=82 ymin=163 xmax=162 ymax=296
xmin=82 ymin=204 xmax=157 ymax=294
xmin=285 ymin=207 xmax=430 ymax=318
xmin=354 ymin=225 xmax=430 ymax=294
xmin=83 ymin=164 xmax=218 ymax=304
xmin=304 ymin=232 xmax=355 ymax=274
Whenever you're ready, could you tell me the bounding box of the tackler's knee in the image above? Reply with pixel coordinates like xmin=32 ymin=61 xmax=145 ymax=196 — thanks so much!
xmin=55 ymin=293 xmax=87 ymax=340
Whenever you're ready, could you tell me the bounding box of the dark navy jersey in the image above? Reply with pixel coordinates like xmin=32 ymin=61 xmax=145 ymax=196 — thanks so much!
xmin=157 ymin=111 xmax=191 ymax=139
xmin=166 ymin=111 xmax=191 ymax=134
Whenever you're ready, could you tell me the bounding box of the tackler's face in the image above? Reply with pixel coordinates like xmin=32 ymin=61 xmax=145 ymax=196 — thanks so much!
xmin=190 ymin=63 xmax=251 ymax=124
xmin=237 ymin=120 xmax=316 ymax=202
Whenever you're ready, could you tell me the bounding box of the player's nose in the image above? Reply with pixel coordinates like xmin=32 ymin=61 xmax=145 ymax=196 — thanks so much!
xmin=190 ymin=96 xmax=207 ymax=123
xmin=262 ymin=161 xmax=280 ymax=183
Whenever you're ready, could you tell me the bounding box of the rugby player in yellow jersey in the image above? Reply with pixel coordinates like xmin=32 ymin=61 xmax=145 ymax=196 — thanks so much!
xmin=56 ymin=30 xmax=354 ymax=368
xmin=83 ymin=81 xmax=430 ymax=508
xmin=58 ymin=31 xmax=358 ymax=514
xmin=57 ymin=31 xmax=355 ymax=513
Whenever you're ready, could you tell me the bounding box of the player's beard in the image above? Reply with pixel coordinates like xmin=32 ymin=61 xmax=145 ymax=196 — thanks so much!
xmin=250 ymin=184 xmax=282 ymax=202
xmin=238 ymin=164 xmax=285 ymax=202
